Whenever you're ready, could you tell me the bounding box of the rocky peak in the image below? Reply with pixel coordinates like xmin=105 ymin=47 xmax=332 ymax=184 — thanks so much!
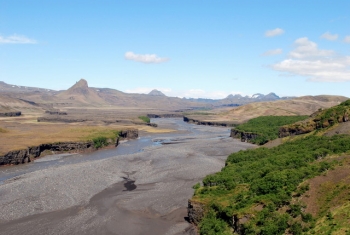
xmin=71 ymin=79 xmax=88 ymax=89
xmin=148 ymin=89 xmax=165 ymax=96
xmin=265 ymin=92 xmax=280 ymax=99
xmin=66 ymin=79 xmax=89 ymax=95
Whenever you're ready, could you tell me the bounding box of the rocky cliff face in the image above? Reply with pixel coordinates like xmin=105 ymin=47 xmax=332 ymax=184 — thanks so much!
xmin=147 ymin=113 xmax=183 ymax=118
xmin=279 ymin=113 xmax=349 ymax=137
xmin=0 ymin=112 xmax=21 ymax=117
xmin=230 ymin=129 xmax=259 ymax=142
xmin=118 ymin=129 xmax=139 ymax=139
xmin=45 ymin=111 xmax=67 ymax=115
xmin=183 ymin=116 xmax=236 ymax=127
xmin=188 ymin=200 xmax=206 ymax=225
xmin=0 ymin=129 xmax=139 ymax=166
xmin=0 ymin=142 xmax=94 ymax=165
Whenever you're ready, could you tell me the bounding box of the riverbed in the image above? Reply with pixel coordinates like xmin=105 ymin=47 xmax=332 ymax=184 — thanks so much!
xmin=0 ymin=118 xmax=255 ymax=235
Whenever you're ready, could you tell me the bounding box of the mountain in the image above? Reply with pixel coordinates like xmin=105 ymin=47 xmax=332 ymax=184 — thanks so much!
xmin=57 ymin=79 xmax=107 ymax=105
xmin=186 ymin=92 xmax=283 ymax=107
xmin=0 ymin=81 xmax=55 ymax=94
xmin=148 ymin=89 xmax=166 ymax=96
xmin=0 ymin=79 xmax=209 ymax=110
xmin=251 ymin=93 xmax=264 ymax=99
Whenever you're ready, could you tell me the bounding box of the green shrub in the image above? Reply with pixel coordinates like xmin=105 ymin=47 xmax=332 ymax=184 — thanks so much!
xmin=92 ymin=136 xmax=108 ymax=149
xmin=193 ymin=183 xmax=201 ymax=189
xmin=194 ymin=134 xmax=350 ymax=234
xmin=138 ymin=116 xmax=150 ymax=123
xmin=235 ymin=115 xmax=308 ymax=144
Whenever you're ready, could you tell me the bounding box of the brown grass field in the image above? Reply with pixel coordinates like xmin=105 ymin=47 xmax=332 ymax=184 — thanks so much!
xmin=0 ymin=109 xmax=175 ymax=155
xmin=184 ymin=96 xmax=348 ymax=124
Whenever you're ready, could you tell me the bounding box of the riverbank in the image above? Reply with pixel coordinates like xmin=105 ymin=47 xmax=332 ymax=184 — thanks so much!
xmin=0 ymin=128 xmax=139 ymax=166
xmin=183 ymin=116 xmax=237 ymax=127
xmin=0 ymin=118 xmax=255 ymax=235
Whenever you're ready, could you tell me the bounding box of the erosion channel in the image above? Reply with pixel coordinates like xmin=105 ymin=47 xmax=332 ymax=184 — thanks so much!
xmin=0 ymin=118 xmax=255 ymax=235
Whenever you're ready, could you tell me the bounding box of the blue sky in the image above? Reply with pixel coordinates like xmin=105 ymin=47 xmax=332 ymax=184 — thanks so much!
xmin=1 ymin=0 xmax=349 ymax=99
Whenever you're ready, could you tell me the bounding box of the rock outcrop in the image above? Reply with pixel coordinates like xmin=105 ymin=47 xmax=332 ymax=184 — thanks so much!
xmin=118 ymin=129 xmax=139 ymax=139
xmin=188 ymin=200 xmax=206 ymax=225
xmin=279 ymin=110 xmax=349 ymax=138
xmin=45 ymin=111 xmax=67 ymax=115
xmin=0 ymin=142 xmax=94 ymax=165
xmin=0 ymin=128 xmax=139 ymax=166
xmin=0 ymin=112 xmax=21 ymax=117
xmin=147 ymin=113 xmax=183 ymax=118
xmin=183 ymin=116 xmax=236 ymax=127
xmin=230 ymin=129 xmax=259 ymax=142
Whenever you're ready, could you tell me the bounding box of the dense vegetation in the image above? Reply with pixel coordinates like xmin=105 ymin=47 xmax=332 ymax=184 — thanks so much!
xmin=235 ymin=115 xmax=308 ymax=144
xmin=192 ymin=134 xmax=350 ymax=234
xmin=281 ymin=99 xmax=350 ymax=135
xmin=138 ymin=116 xmax=150 ymax=123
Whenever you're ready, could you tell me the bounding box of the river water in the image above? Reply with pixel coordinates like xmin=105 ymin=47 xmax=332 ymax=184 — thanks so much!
xmin=0 ymin=118 xmax=200 ymax=183
xmin=0 ymin=118 xmax=255 ymax=235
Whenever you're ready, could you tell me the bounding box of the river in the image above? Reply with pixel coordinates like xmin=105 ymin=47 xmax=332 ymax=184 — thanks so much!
xmin=0 ymin=118 xmax=255 ymax=235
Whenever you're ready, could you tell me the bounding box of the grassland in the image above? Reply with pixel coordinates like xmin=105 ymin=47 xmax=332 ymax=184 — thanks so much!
xmin=0 ymin=121 xmax=123 ymax=154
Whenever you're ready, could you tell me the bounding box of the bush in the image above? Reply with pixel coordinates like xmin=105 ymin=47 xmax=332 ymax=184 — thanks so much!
xmin=92 ymin=136 xmax=108 ymax=149
xmin=194 ymin=134 xmax=350 ymax=234
xmin=235 ymin=115 xmax=308 ymax=144
xmin=138 ymin=116 xmax=150 ymax=123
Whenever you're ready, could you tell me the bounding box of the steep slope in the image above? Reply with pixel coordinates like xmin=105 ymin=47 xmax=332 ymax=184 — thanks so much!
xmin=57 ymin=79 xmax=107 ymax=106
xmin=279 ymin=99 xmax=350 ymax=137
xmin=0 ymin=95 xmax=44 ymax=113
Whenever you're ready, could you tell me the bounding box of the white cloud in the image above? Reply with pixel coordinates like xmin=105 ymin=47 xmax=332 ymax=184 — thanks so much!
xmin=264 ymin=28 xmax=285 ymax=37
xmin=288 ymin=37 xmax=334 ymax=59
xmin=344 ymin=36 xmax=350 ymax=43
xmin=262 ymin=48 xmax=283 ymax=56
xmin=124 ymin=51 xmax=169 ymax=64
xmin=0 ymin=34 xmax=37 ymax=44
xmin=320 ymin=32 xmax=338 ymax=41
xmin=271 ymin=37 xmax=350 ymax=82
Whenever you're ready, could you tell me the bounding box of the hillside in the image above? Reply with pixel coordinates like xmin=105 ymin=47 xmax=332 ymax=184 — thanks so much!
xmin=190 ymin=141 xmax=350 ymax=234
xmin=0 ymin=95 xmax=45 ymax=113
xmin=190 ymin=134 xmax=350 ymax=234
xmin=280 ymin=99 xmax=350 ymax=137
xmin=1 ymin=79 xmax=209 ymax=110
xmin=227 ymin=95 xmax=348 ymax=122
xmin=189 ymin=101 xmax=350 ymax=234
xmin=184 ymin=95 xmax=348 ymax=125
xmin=57 ymin=79 xmax=107 ymax=105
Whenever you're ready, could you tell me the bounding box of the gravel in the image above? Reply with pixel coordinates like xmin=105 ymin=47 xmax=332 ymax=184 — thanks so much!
xmin=0 ymin=119 xmax=255 ymax=235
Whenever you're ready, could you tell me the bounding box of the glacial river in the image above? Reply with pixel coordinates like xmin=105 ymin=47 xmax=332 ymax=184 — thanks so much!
xmin=0 ymin=118 xmax=255 ymax=235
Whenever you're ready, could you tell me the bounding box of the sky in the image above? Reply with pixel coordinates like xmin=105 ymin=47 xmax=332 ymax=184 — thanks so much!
xmin=1 ymin=0 xmax=350 ymax=99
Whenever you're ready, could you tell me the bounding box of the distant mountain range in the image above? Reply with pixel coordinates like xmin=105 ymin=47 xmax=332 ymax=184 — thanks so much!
xmin=184 ymin=92 xmax=293 ymax=106
xmin=1 ymin=79 xmax=345 ymax=114
xmin=0 ymin=79 xmax=207 ymax=111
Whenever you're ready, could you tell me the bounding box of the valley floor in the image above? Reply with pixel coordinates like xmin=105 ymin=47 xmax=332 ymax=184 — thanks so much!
xmin=0 ymin=118 xmax=255 ymax=235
